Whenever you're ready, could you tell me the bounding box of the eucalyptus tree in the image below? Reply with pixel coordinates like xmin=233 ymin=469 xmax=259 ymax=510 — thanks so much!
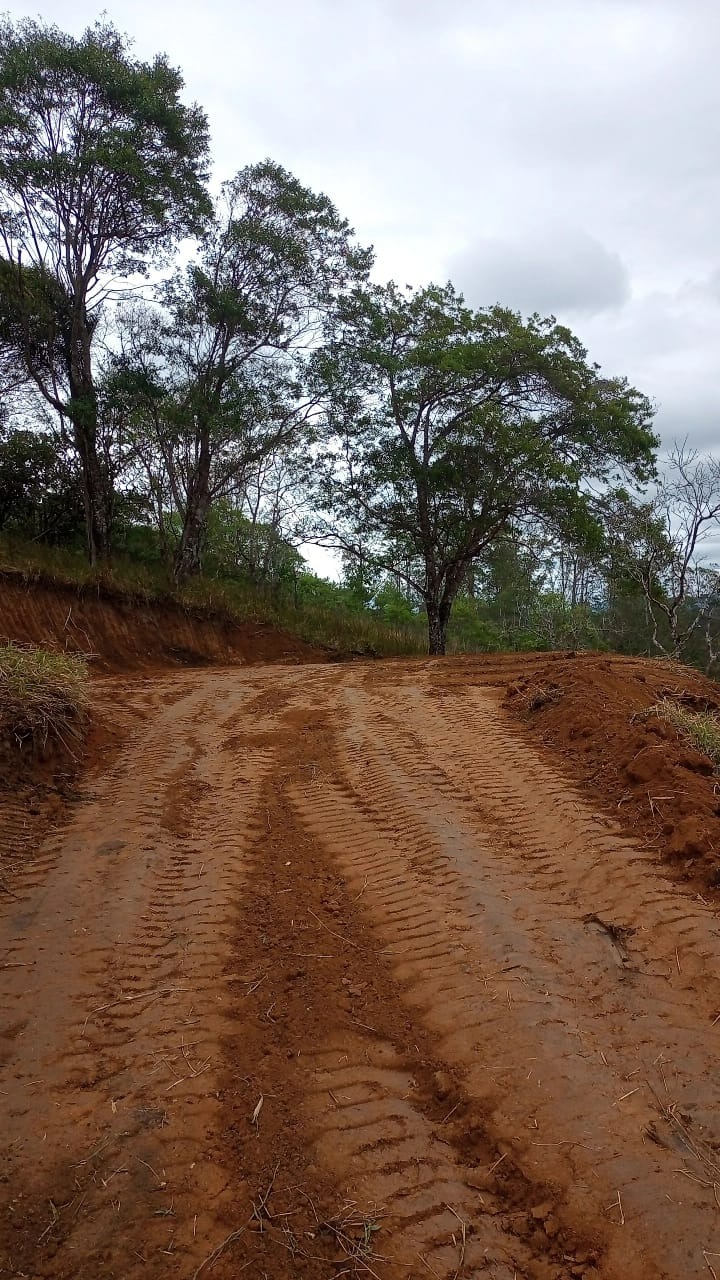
xmin=124 ymin=161 xmax=372 ymax=582
xmin=0 ymin=18 xmax=211 ymax=562
xmin=316 ymin=281 xmax=657 ymax=654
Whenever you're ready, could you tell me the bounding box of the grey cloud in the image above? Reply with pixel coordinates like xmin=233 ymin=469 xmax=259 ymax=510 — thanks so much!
xmin=648 ymin=397 xmax=720 ymax=453
xmin=449 ymin=230 xmax=630 ymax=317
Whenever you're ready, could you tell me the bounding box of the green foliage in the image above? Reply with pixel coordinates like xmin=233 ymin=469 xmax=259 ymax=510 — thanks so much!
xmin=316 ymin=280 xmax=657 ymax=653
xmin=528 ymin=593 xmax=605 ymax=651
xmin=203 ymin=500 xmax=304 ymax=586
xmin=121 ymin=160 xmax=372 ymax=581
xmin=0 ymin=259 xmax=71 ymax=391
xmin=373 ymin=581 xmax=417 ymax=627
xmin=445 ymin=595 xmax=506 ymax=653
xmin=0 ymin=424 xmax=85 ymax=542
xmin=340 ymin=562 xmax=376 ymax=612
xmin=0 ymin=16 xmax=212 ymax=561
xmin=111 ymin=520 xmax=165 ymax=564
xmin=603 ymin=493 xmax=674 ymax=600
xmin=0 ymin=17 xmax=211 ymax=277
xmin=177 ymin=160 xmax=373 ymax=347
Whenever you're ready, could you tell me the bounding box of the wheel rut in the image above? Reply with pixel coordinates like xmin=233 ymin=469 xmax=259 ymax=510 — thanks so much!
xmin=0 ymin=671 xmax=277 ymax=1277
xmin=291 ymin=665 xmax=720 ymax=1279
xmin=2 ymin=660 xmax=720 ymax=1279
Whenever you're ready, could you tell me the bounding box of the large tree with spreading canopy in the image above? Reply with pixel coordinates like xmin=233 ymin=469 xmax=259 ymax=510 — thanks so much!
xmin=315 ymin=281 xmax=657 ymax=654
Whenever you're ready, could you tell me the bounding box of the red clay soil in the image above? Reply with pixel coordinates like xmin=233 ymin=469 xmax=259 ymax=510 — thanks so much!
xmin=4 ymin=650 xmax=720 ymax=1280
xmin=501 ymin=652 xmax=720 ymax=898
xmin=0 ymin=571 xmax=328 ymax=671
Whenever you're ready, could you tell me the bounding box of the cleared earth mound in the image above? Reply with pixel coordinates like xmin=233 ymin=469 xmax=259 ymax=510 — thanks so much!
xmin=502 ymin=652 xmax=720 ymax=895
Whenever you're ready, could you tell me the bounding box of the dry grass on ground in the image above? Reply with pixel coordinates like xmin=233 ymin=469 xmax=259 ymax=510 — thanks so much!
xmin=638 ymin=697 xmax=720 ymax=771
xmin=0 ymin=643 xmax=88 ymax=760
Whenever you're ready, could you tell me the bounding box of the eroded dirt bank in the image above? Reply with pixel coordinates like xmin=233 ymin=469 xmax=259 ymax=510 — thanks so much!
xmin=0 ymin=571 xmax=327 ymax=671
xmin=3 ymin=659 xmax=720 ymax=1279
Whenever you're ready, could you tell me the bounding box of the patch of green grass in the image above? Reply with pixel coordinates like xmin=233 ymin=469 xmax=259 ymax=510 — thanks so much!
xmin=0 ymin=643 xmax=89 ymax=757
xmin=643 ymin=698 xmax=720 ymax=769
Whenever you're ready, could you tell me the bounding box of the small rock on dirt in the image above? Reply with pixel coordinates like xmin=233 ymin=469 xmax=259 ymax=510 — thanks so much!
xmin=675 ymin=746 xmax=714 ymax=775
xmin=625 ymin=744 xmax=669 ymax=784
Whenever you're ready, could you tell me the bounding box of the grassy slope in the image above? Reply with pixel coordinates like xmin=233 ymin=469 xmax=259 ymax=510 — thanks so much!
xmin=0 ymin=537 xmax=428 ymax=659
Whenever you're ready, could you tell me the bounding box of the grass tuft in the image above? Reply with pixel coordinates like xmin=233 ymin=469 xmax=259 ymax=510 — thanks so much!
xmin=642 ymin=698 xmax=720 ymax=770
xmin=0 ymin=643 xmax=89 ymax=759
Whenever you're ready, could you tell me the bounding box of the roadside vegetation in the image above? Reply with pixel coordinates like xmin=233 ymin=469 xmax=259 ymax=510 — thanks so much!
xmin=0 ymin=18 xmax=719 ymax=668
xmin=0 ymin=535 xmax=428 ymax=658
xmin=0 ymin=642 xmax=88 ymax=760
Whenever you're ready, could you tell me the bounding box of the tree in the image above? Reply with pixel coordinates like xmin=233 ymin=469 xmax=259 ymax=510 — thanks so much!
xmin=0 ymin=17 xmax=211 ymax=563
xmin=204 ymin=499 xmax=305 ymax=590
xmin=315 ymin=281 xmax=657 ymax=654
xmin=605 ymin=445 xmax=720 ymax=659
xmin=475 ymin=533 xmax=548 ymax=643
xmin=122 ymin=161 xmax=372 ymax=582
xmin=0 ymin=421 xmax=85 ymax=542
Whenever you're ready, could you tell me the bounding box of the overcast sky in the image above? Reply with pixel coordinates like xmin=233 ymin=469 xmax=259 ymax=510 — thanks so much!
xmin=10 ymin=0 xmax=720 ymax=565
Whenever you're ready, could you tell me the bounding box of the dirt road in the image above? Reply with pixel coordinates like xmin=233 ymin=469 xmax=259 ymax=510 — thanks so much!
xmin=2 ymin=660 xmax=720 ymax=1279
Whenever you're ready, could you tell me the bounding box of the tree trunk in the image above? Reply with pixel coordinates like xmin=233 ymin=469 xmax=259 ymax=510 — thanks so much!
xmin=174 ymin=489 xmax=211 ymax=584
xmin=426 ymin=597 xmax=452 ymax=655
xmin=68 ymin=311 xmax=112 ymax=566
xmin=172 ymin=425 xmax=213 ymax=585
xmin=69 ymin=392 xmax=112 ymax=566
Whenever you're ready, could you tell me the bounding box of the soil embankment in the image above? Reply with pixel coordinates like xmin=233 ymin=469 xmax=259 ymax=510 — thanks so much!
xmin=0 ymin=572 xmax=327 ymax=909
xmin=503 ymin=652 xmax=720 ymax=895
xmin=3 ymin=653 xmax=720 ymax=1279
xmin=0 ymin=570 xmax=327 ymax=672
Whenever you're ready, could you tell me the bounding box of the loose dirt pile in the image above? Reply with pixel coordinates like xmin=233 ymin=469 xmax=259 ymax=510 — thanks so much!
xmin=501 ymin=653 xmax=720 ymax=896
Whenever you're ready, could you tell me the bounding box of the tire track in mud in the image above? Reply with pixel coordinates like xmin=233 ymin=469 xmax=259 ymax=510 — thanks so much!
xmin=211 ymin=690 xmax=595 ymax=1280
xmin=0 ymin=671 xmax=282 ymax=1278
xmin=5 ymin=660 xmax=720 ymax=1280
xmin=303 ymin=1032 xmax=560 ymax=1279
xmin=291 ymin=667 xmax=720 ymax=1280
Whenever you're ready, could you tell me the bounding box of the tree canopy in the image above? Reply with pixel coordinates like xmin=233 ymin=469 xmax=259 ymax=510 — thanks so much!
xmin=117 ymin=160 xmax=372 ymax=581
xmin=0 ymin=17 xmax=211 ymax=562
xmin=314 ymin=281 xmax=657 ymax=652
